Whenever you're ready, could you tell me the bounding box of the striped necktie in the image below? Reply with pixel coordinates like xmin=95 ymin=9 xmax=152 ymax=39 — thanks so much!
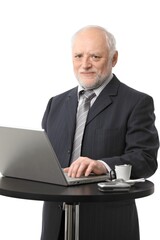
xmin=71 ymin=90 xmax=96 ymax=163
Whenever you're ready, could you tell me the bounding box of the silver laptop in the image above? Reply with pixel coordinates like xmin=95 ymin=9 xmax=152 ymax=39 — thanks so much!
xmin=0 ymin=126 xmax=109 ymax=186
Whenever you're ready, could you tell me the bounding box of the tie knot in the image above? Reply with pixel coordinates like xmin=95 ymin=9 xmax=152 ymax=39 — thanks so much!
xmin=83 ymin=90 xmax=96 ymax=101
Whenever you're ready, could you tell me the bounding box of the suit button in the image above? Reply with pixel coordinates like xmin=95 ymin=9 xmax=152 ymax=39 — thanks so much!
xmin=58 ymin=204 xmax=63 ymax=210
xmin=67 ymin=150 xmax=70 ymax=154
xmin=58 ymin=203 xmax=65 ymax=211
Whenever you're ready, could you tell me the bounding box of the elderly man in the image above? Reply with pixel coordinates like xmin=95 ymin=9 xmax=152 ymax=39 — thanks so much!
xmin=40 ymin=25 xmax=159 ymax=240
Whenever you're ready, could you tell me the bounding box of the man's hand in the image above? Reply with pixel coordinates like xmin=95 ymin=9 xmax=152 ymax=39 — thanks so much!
xmin=63 ymin=157 xmax=107 ymax=178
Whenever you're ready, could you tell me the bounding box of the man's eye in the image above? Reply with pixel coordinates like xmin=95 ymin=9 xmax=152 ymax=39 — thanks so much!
xmin=74 ymin=54 xmax=82 ymax=59
xmin=92 ymin=55 xmax=101 ymax=61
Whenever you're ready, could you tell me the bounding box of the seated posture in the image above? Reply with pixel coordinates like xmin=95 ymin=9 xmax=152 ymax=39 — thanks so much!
xmin=40 ymin=25 xmax=159 ymax=240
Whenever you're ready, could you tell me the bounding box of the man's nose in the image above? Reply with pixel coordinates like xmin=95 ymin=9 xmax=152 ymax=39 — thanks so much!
xmin=81 ymin=57 xmax=92 ymax=69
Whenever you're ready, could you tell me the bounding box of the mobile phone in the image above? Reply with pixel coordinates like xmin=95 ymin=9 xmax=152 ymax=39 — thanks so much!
xmin=97 ymin=181 xmax=131 ymax=192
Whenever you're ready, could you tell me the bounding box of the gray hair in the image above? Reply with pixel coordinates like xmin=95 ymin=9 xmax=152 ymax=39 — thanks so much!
xmin=72 ymin=25 xmax=117 ymax=58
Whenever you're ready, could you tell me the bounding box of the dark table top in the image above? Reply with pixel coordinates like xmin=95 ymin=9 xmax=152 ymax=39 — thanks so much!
xmin=0 ymin=177 xmax=154 ymax=203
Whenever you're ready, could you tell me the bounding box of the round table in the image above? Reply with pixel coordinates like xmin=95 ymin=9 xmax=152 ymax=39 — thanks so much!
xmin=0 ymin=177 xmax=154 ymax=240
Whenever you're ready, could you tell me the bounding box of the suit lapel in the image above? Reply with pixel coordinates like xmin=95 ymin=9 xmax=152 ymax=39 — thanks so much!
xmin=87 ymin=76 xmax=120 ymax=125
xmin=64 ymin=76 xmax=120 ymax=132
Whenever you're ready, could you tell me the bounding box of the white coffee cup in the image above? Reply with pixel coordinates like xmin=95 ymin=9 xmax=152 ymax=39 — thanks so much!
xmin=115 ymin=164 xmax=132 ymax=181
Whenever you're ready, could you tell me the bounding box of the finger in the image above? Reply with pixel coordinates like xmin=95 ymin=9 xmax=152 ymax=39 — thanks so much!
xmin=68 ymin=162 xmax=81 ymax=178
xmin=84 ymin=162 xmax=95 ymax=176
xmin=68 ymin=158 xmax=89 ymax=178
xmin=75 ymin=162 xmax=88 ymax=177
xmin=85 ymin=161 xmax=107 ymax=176
xmin=63 ymin=167 xmax=69 ymax=173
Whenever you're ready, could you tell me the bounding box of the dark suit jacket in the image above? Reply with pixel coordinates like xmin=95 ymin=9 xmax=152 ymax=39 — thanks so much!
xmin=41 ymin=75 xmax=159 ymax=240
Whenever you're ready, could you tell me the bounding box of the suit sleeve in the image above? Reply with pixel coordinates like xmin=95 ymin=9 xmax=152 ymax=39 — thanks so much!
xmin=102 ymin=95 xmax=159 ymax=179
xmin=42 ymin=98 xmax=53 ymax=131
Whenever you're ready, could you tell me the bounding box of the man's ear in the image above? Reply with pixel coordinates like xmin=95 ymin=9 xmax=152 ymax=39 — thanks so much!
xmin=112 ymin=51 xmax=118 ymax=67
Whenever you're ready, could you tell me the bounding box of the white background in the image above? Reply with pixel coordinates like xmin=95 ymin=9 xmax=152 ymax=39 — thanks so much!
xmin=0 ymin=0 xmax=160 ymax=239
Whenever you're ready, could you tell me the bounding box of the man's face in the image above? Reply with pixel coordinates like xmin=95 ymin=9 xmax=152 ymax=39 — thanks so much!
xmin=72 ymin=28 xmax=117 ymax=89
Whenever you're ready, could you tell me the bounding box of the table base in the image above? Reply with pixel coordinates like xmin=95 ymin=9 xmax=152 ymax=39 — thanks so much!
xmin=64 ymin=203 xmax=80 ymax=240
